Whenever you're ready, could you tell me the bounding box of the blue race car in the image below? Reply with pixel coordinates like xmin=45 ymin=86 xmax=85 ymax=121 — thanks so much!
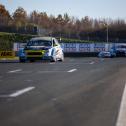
xmin=98 ymin=51 xmax=116 ymax=58
xmin=19 ymin=37 xmax=64 ymax=62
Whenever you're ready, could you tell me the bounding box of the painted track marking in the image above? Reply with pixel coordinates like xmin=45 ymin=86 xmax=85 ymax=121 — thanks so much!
xmin=116 ymin=84 xmax=126 ymax=126
xmin=68 ymin=69 xmax=77 ymax=73
xmin=0 ymin=87 xmax=35 ymax=98
xmin=8 ymin=69 xmax=22 ymax=73
xmin=9 ymin=87 xmax=35 ymax=97
xmin=89 ymin=61 xmax=95 ymax=65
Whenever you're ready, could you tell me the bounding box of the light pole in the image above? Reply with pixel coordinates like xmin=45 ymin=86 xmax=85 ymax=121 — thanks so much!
xmin=106 ymin=23 xmax=108 ymax=43
xmin=100 ymin=21 xmax=109 ymax=51
xmin=100 ymin=22 xmax=109 ymax=43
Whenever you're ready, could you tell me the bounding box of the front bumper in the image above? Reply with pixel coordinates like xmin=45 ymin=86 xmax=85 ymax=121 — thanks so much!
xmin=19 ymin=53 xmax=52 ymax=61
xmin=26 ymin=56 xmax=52 ymax=60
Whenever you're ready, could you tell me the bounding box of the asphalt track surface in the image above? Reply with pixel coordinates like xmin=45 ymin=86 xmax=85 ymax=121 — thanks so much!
xmin=0 ymin=57 xmax=126 ymax=126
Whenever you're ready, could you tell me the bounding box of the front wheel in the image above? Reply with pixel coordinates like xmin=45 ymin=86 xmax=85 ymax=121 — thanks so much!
xmin=19 ymin=58 xmax=26 ymax=63
xmin=50 ymin=56 xmax=57 ymax=62
xmin=29 ymin=59 xmax=35 ymax=62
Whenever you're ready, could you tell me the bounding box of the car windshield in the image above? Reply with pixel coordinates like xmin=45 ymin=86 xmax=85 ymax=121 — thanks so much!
xmin=27 ymin=40 xmax=52 ymax=46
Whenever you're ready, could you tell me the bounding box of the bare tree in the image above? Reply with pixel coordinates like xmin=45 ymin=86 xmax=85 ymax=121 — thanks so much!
xmin=13 ymin=7 xmax=27 ymax=32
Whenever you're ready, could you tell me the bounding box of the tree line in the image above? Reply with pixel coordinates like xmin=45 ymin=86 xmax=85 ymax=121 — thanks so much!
xmin=0 ymin=4 xmax=126 ymax=42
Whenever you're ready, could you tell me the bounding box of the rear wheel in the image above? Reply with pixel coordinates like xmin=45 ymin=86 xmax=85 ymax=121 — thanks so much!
xmin=59 ymin=54 xmax=64 ymax=62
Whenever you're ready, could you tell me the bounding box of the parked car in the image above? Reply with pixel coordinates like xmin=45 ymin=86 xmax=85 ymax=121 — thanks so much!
xmin=19 ymin=37 xmax=64 ymax=62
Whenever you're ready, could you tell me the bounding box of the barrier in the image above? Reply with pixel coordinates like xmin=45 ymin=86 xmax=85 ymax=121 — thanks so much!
xmin=13 ymin=42 xmax=126 ymax=53
xmin=61 ymin=43 xmax=111 ymax=52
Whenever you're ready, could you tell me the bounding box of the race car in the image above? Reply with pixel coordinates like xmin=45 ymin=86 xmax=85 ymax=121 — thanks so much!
xmin=19 ymin=37 xmax=64 ymax=62
xmin=113 ymin=44 xmax=126 ymax=57
xmin=98 ymin=51 xmax=116 ymax=58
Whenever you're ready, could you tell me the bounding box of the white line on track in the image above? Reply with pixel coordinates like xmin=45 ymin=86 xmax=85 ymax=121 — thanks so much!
xmin=67 ymin=69 xmax=77 ymax=73
xmin=9 ymin=87 xmax=35 ymax=97
xmin=8 ymin=69 xmax=22 ymax=73
xmin=0 ymin=87 xmax=35 ymax=98
xmin=116 ymin=84 xmax=126 ymax=126
xmin=89 ymin=61 xmax=95 ymax=65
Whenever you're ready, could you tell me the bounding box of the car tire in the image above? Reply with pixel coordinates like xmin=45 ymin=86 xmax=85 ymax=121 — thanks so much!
xmin=59 ymin=54 xmax=64 ymax=62
xmin=19 ymin=58 xmax=25 ymax=63
xmin=50 ymin=56 xmax=57 ymax=62
xmin=29 ymin=59 xmax=35 ymax=62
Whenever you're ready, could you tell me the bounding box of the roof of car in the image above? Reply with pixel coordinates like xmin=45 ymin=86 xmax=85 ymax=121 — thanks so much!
xmin=30 ymin=37 xmax=55 ymax=41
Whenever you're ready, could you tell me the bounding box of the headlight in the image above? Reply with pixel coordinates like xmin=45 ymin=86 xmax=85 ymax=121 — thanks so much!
xmin=44 ymin=50 xmax=50 ymax=56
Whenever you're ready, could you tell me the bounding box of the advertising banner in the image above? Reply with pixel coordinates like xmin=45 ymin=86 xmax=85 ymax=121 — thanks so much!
xmin=94 ymin=43 xmax=106 ymax=52
xmin=0 ymin=51 xmax=15 ymax=58
xmin=79 ymin=43 xmax=90 ymax=52
xmin=13 ymin=43 xmax=26 ymax=51
xmin=14 ymin=42 xmax=122 ymax=53
xmin=63 ymin=43 xmax=77 ymax=52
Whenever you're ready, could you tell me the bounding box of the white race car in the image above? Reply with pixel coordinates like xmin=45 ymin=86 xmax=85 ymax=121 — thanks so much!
xmin=19 ymin=37 xmax=64 ymax=62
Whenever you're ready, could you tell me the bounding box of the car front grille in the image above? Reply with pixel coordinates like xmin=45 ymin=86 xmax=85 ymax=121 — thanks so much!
xmin=27 ymin=52 xmax=42 ymax=55
xmin=26 ymin=51 xmax=44 ymax=57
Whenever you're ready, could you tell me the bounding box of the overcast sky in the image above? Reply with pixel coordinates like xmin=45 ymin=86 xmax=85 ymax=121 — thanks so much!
xmin=0 ymin=0 xmax=126 ymax=19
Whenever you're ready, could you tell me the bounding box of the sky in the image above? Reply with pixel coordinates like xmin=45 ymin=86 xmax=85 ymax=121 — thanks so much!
xmin=0 ymin=0 xmax=126 ymax=20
